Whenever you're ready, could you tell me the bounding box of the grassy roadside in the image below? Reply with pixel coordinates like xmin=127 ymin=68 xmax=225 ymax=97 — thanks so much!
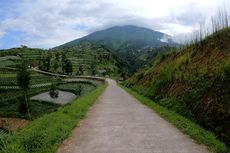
xmin=1 ymin=83 xmax=107 ymax=153
xmin=120 ymin=85 xmax=227 ymax=153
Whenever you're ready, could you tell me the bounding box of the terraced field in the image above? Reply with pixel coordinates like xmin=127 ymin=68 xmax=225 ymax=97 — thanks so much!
xmin=0 ymin=45 xmax=108 ymax=136
xmin=0 ymin=61 xmax=103 ymax=136
xmin=51 ymin=42 xmax=125 ymax=77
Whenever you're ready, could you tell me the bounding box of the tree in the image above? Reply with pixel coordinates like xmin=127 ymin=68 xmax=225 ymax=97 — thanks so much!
xmin=61 ymin=52 xmax=67 ymax=74
xmin=53 ymin=52 xmax=60 ymax=72
xmin=65 ymin=60 xmax=73 ymax=75
xmin=55 ymin=52 xmax=60 ymax=61
xmin=17 ymin=61 xmax=31 ymax=120
xmin=46 ymin=52 xmax=52 ymax=70
xmin=90 ymin=64 xmax=96 ymax=76
xmin=49 ymin=83 xmax=59 ymax=98
xmin=53 ymin=60 xmax=59 ymax=72
xmin=79 ymin=65 xmax=84 ymax=75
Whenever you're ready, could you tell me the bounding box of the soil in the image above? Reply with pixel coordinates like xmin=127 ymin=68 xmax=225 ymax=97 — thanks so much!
xmin=0 ymin=117 xmax=29 ymax=133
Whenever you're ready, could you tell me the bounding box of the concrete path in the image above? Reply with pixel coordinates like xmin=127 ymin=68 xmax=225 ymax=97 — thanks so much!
xmin=57 ymin=79 xmax=210 ymax=153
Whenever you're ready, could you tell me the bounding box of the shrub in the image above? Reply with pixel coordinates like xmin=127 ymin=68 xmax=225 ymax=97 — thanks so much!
xmin=49 ymin=84 xmax=59 ymax=98
xmin=18 ymin=96 xmax=27 ymax=114
xmin=158 ymin=97 xmax=194 ymax=119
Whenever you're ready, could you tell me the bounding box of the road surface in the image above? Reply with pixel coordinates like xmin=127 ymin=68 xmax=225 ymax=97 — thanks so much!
xmin=57 ymin=79 xmax=209 ymax=153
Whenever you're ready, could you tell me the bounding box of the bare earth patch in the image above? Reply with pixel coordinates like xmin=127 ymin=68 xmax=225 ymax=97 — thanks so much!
xmin=30 ymin=90 xmax=76 ymax=105
xmin=0 ymin=117 xmax=29 ymax=133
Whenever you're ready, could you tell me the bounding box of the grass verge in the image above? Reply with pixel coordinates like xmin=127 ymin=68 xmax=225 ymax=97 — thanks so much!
xmin=1 ymin=83 xmax=107 ymax=153
xmin=120 ymin=85 xmax=227 ymax=153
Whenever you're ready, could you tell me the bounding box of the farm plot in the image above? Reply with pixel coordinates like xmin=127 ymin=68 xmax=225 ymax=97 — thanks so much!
xmin=0 ymin=60 xmax=16 ymax=68
xmin=0 ymin=86 xmax=58 ymax=119
xmin=0 ymin=71 xmax=58 ymax=89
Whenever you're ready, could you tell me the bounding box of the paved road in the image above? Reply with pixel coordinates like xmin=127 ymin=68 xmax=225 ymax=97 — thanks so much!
xmin=57 ymin=79 xmax=210 ymax=153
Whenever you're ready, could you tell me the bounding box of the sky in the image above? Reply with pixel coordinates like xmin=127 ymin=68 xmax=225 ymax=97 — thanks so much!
xmin=0 ymin=0 xmax=229 ymax=49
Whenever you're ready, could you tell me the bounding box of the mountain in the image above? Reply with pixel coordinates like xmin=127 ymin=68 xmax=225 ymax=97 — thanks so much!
xmin=58 ymin=25 xmax=174 ymax=50
xmin=57 ymin=25 xmax=177 ymax=72
xmin=124 ymin=27 xmax=230 ymax=145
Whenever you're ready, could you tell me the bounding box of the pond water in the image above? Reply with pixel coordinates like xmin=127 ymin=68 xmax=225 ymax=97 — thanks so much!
xmin=30 ymin=90 xmax=76 ymax=105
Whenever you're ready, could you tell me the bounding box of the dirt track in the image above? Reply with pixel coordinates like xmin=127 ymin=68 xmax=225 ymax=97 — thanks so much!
xmin=57 ymin=79 xmax=210 ymax=153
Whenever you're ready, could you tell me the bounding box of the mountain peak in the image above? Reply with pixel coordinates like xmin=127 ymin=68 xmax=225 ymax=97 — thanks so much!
xmin=57 ymin=25 xmax=174 ymax=49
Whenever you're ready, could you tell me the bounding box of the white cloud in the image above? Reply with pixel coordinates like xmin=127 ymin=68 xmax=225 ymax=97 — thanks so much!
xmin=0 ymin=31 xmax=5 ymax=38
xmin=0 ymin=0 xmax=230 ymax=48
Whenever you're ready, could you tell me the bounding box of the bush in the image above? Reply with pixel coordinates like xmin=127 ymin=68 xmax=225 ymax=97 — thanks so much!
xmin=49 ymin=84 xmax=59 ymax=98
xmin=158 ymin=97 xmax=194 ymax=119
xmin=146 ymin=68 xmax=174 ymax=98
xmin=183 ymin=75 xmax=209 ymax=111
xmin=18 ymin=96 xmax=27 ymax=114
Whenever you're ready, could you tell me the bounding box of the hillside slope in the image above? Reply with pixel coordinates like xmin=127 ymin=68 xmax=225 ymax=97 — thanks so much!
xmin=124 ymin=27 xmax=230 ymax=145
xmin=0 ymin=43 xmax=128 ymax=78
xmin=51 ymin=42 xmax=128 ymax=77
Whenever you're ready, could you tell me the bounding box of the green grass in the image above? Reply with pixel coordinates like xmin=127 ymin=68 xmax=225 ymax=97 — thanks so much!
xmin=29 ymin=100 xmax=59 ymax=120
xmin=120 ymin=85 xmax=227 ymax=153
xmin=1 ymin=83 xmax=107 ymax=153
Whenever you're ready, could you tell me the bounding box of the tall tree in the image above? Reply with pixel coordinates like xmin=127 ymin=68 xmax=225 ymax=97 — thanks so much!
xmin=17 ymin=61 xmax=31 ymax=120
xmin=79 ymin=65 xmax=84 ymax=75
xmin=65 ymin=60 xmax=73 ymax=75
xmin=53 ymin=60 xmax=59 ymax=72
xmin=46 ymin=52 xmax=52 ymax=70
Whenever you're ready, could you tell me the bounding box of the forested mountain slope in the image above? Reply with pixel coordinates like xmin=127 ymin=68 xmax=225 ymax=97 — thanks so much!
xmin=57 ymin=25 xmax=177 ymax=72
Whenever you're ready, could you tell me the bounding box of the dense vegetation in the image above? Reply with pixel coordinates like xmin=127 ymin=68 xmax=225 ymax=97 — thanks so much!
xmin=0 ymin=43 xmax=129 ymax=78
xmin=124 ymin=27 xmax=230 ymax=145
xmin=50 ymin=42 xmax=129 ymax=78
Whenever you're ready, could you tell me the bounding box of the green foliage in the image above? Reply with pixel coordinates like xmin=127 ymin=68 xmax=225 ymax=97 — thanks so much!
xmin=49 ymin=84 xmax=59 ymax=98
xmin=121 ymin=85 xmax=227 ymax=153
xmin=18 ymin=96 xmax=27 ymax=114
xmin=1 ymin=84 xmax=107 ymax=153
xmin=62 ymin=59 xmax=73 ymax=75
xmin=158 ymin=97 xmax=194 ymax=118
xmin=50 ymin=42 xmax=128 ymax=77
xmin=16 ymin=61 xmax=31 ymax=119
xmin=145 ymin=67 xmax=175 ymax=98
xmin=0 ymin=86 xmax=56 ymax=119
xmin=219 ymin=58 xmax=230 ymax=80
xmin=182 ymin=75 xmax=210 ymax=113
xmin=17 ymin=61 xmax=31 ymax=90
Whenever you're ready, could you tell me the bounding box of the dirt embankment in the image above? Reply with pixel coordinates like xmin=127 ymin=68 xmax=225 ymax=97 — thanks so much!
xmin=0 ymin=117 xmax=29 ymax=133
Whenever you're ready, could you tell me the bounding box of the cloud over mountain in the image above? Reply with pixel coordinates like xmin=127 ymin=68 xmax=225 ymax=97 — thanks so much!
xmin=0 ymin=0 xmax=229 ymax=48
